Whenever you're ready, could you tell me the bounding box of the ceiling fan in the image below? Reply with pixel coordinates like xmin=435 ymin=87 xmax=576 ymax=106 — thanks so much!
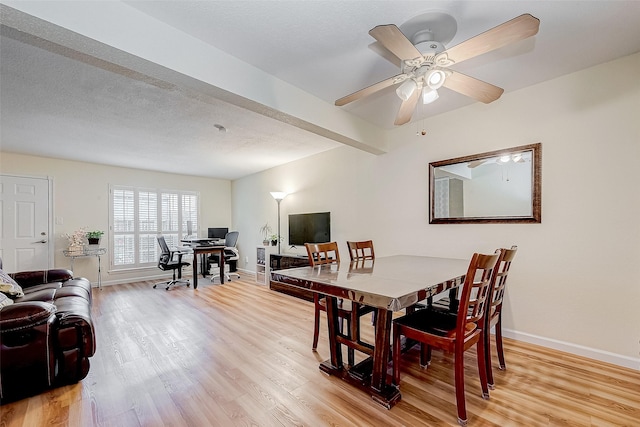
xmin=335 ymin=13 xmax=540 ymax=125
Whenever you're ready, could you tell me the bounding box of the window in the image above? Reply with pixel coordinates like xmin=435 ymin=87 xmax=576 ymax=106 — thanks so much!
xmin=110 ymin=186 xmax=199 ymax=270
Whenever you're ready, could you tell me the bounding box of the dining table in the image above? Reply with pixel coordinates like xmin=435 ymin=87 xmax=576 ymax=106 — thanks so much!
xmin=271 ymin=255 xmax=469 ymax=408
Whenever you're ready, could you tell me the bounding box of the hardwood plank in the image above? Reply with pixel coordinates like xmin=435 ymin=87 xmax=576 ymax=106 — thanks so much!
xmin=2 ymin=273 xmax=639 ymax=426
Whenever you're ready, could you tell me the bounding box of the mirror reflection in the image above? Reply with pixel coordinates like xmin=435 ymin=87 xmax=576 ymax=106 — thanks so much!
xmin=429 ymin=143 xmax=541 ymax=224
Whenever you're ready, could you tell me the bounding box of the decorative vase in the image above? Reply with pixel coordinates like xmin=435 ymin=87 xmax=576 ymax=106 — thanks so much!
xmin=271 ymin=240 xmax=277 ymax=246
xmin=263 ymin=240 xmax=270 ymax=246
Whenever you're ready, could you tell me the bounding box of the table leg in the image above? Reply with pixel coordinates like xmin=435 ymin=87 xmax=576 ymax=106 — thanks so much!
xmin=97 ymin=255 xmax=102 ymax=289
xmin=324 ymin=295 xmax=343 ymax=370
xmin=192 ymin=253 xmax=199 ymax=289
xmin=220 ymin=248 xmax=225 ymax=284
xmin=371 ymin=308 xmax=392 ymax=392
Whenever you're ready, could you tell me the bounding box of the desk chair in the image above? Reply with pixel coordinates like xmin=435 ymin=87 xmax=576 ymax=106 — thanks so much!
xmin=305 ymin=242 xmax=374 ymax=366
xmin=154 ymin=235 xmax=191 ymax=290
xmin=392 ymin=251 xmax=500 ymax=426
xmin=210 ymin=231 xmax=241 ymax=283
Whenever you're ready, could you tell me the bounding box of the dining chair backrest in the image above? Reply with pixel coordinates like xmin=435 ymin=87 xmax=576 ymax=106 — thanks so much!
xmin=305 ymin=242 xmax=340 ymax=266
xmin=346 ymin=240 xmax=375 ymax=261
xmin=487 ymin=246 xmax=517 ymax=324
xmin=456 ymin=251 xmax=501 ymax=334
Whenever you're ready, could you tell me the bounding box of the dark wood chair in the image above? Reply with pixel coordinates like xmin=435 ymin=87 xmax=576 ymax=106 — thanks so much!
xmin=347 ymin=240 xmax=377 ymax=324
xmin=483 ymin=246 xmax=517 ymax=388
xmin=429 ymin=246 xmax=518 ymax=388
xmin=392 ymin=251 xmax=500 ymax=426
xmin=305 ymin=242 xmax=374 ymax=366
xmin=346 ymin=240 xmax=375 ymax=261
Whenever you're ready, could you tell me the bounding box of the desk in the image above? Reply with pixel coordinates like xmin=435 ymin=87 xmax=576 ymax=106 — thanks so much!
xmin=271 ymin=255 xmax=468 ymax=408
xmin=181 ymin=237 xmax=225 ymax=245
xmin=62 ymin=247 xmax=107 ymax=289
xmin=183 ymin=244 xmax=226 ymax=289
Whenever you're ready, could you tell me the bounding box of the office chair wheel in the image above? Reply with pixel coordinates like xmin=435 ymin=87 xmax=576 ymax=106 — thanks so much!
xmin=153 ymin=284 xmax=157 ymax=289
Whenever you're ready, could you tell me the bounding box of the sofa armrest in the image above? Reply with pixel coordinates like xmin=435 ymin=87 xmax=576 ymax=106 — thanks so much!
xmin=0 ymin=302 xmax=57 ymax=332
xmin=9 ymin=269 xmax=73 ymax=289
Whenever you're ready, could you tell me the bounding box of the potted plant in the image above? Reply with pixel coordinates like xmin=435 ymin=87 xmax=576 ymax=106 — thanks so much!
xmin=259 ymin=223 xmax=272 ymax=246
xmin=86 ymin=230 xmax=104 ymax=245
xmin=269 ymin=234 xmax=280 ymax=246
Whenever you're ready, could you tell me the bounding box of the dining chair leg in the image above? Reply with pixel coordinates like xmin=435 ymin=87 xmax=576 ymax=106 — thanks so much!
xmin=496 ymin=315 xmax=506 ymax=370
xmin=392 ymin=322 xmax=402 ymax=385
xmin=454 ymin=345 xmax=468 ymax=426
xmin=346 ymin=317 xmax=355 ymax=366
xmin=312 ymin=303 xmax=320 ymax=351
xmin=477 ymin=334 xmax=490 ymax=400
xmin=484 ymin=325 xmax=495 ymax=389
xmin=419 ymin=344 xmax=432 ymax=368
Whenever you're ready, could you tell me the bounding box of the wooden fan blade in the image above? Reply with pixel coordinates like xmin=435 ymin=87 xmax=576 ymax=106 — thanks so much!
xmin=443 ymin=71 xmax=504 ymax=104
xmin=369 ymin=24 xmax=422 ymax=61
xmin=394 ymin=89 xmax=420 ymax=125
xmin=335 ymin=74 xmax=403 ymax=106
xmin=440 ymin=14 xmax=539 ymax=65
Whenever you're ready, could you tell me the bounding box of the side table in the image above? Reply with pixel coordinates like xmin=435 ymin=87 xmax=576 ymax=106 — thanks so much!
xmin=63 ymin=246 xmax=107 ymax=289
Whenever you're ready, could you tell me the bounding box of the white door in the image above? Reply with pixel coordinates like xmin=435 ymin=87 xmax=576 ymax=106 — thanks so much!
xmin=0 ymin=175 xmax=52 ymax=271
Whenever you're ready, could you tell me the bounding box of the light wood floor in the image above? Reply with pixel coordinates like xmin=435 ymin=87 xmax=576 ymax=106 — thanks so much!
xmin=2 ymin=272 xmax=639 ymax=426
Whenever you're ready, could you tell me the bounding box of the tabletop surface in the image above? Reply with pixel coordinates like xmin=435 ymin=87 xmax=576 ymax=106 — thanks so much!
xmin=63 ymin=247 xmax=107 ymax=257
xmin=272 ymin=255 xmax=469 ymax=311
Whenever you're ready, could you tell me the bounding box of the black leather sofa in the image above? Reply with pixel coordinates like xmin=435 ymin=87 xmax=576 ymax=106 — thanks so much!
xmin=0 ymin=258 xmax=96 ymax=402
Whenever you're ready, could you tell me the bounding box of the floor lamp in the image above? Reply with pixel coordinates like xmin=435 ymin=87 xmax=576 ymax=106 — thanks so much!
xmin=270 ymin=192 xmax=288 ymax=254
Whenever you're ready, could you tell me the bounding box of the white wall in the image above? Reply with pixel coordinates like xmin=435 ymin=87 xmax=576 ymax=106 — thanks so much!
xmin=232 ymin=53 xmax=640 ymax=369
xmin=0 ymin=153 xmax=232 ymax=284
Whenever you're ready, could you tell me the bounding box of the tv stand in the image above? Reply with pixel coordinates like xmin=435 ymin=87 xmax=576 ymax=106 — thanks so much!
xmin=269 ymin=253 xmax=312 ymax=301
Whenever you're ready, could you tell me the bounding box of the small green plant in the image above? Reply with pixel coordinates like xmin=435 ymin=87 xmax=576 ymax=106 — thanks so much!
xmin=259 ymin=223 xmax=272 ymax=240
xmin=87 ymin=231 xmax=104 ymax=239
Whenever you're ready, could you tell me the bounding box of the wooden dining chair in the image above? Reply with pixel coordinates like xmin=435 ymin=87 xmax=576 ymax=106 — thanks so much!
xmin=429 ymin=246 xmax=518 ymax=389
xmin=347 ymin=240 xmax=377 ymax=324
xmin=305 ymin=242 xmax=373 ymax=366
xmin=347 ymin=240 xmax=375 ymax=261
xmin=392 ymin=251 xmax=500 ymax=426
xmin=483 ymin=246 xmax=517 ymax=388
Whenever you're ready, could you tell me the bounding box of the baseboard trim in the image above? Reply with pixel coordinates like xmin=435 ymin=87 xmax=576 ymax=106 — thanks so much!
xmin=502 ymin=328 xmax=639 ymax=370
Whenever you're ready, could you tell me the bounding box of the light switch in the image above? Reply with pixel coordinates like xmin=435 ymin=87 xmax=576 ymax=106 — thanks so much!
xmin=56 ymin=216 xmax=63 ymax=225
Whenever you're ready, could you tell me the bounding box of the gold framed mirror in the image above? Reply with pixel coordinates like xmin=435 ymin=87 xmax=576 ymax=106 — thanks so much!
xmin=429 ymin=143 xmax=541 ymax=224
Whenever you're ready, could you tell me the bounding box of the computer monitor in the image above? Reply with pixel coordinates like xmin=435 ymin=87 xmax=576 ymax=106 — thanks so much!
xmin=207 ymin=227 xmax=229 ymax=239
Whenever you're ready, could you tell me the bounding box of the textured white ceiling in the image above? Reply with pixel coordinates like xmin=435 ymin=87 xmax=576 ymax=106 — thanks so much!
xmin=1 ymin=1 xmax=639 ymax=179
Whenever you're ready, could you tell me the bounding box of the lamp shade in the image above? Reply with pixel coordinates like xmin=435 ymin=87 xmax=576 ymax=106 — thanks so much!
xmin=270 ymin=191 xmax=288 ymax=201
xmin=422 ymin=88 xmax=439 ymax=104
xmin=396 ymin=79 xmax=417 ymax=101
xmin=426 ymin=69 xmax=446 ymax=90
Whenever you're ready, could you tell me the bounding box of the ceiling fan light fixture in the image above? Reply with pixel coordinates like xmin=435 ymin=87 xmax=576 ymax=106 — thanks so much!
xmin=422 ymin=88 xmax=439 ymax=104
xmin=396 ymin=79 xmax=417 ymax=101
xmin=426 ymin=69 xmax=446 ymax=90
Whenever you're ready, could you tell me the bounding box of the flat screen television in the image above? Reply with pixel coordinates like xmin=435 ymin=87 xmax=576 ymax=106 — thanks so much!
xmin=288 ymin=212 xmax=330 ymax=246
xmin=208 ymin=227 xmax=229 ymax=239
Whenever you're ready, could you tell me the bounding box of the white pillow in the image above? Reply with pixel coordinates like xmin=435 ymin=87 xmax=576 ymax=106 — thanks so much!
xmin=0 ymin=268 xmax=24 ymax=298
xmin=0 ymin=291 xmax=14 ymax=307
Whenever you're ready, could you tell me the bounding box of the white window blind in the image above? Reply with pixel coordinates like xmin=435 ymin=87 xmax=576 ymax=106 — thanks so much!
xmin=110 ymin=186 xmax=198 ymax=271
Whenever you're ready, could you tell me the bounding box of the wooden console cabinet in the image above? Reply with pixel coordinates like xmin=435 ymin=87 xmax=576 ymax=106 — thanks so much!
xmin=269 ymin=253 xmax=312 ymax=301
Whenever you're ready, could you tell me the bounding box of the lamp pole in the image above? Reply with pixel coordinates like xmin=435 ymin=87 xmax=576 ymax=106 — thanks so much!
xmin=270 ymin=192 xmax=288 ymax=254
